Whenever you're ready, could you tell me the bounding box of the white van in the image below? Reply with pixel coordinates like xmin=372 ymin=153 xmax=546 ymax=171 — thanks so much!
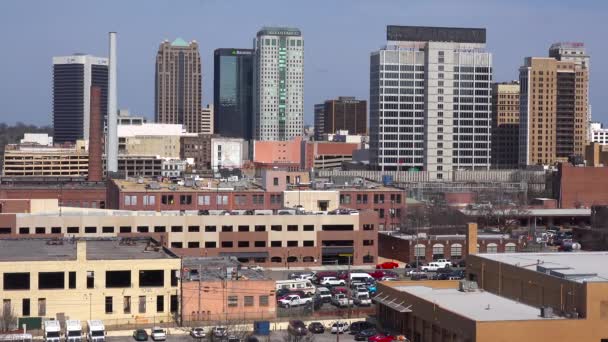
xmin=349 ymin=272 xmax=374 ymax=283
xmin=275 ymin=279 xmax=315 ymax=295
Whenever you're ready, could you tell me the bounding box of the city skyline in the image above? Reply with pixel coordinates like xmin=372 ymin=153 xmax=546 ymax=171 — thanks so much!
xmin=0 ymin=0 xmax=606 ymax=126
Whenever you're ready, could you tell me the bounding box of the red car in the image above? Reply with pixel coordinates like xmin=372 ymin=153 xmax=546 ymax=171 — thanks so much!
xmin=376 ymin=261 xmax=399 ymax=269
xmin=368 ymin=270 xmax=398 ymax=280
xmin=368 ymin=334 xmax=394 ymax=342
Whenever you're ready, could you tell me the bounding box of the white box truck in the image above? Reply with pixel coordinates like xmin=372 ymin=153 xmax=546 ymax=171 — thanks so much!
xmin=66 ymin=320 xmax=83 ymax=342
xmin=86 ymin=320 xmax=105 ymax=342
xmin=43 ymin=320 xmax=61 ymax=342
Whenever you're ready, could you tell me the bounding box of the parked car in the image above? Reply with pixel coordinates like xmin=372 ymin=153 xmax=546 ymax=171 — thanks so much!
xmin=277 ymin=290 xmax=307 ymax=301
xmin=313 ymin=271 xmax=338 ymax=283
xmin=381 ymin=276 xmax=398 ymax=281
xmin=151 ymin=327 xmax=166 ymax=341
xmin=376 ymin=261 xmax=399 ymax=269
xmin=410 ymin=273 xmax=428 ymax=281
xmin=316 ymin=287 xmax=332 ymax=302
xmin=421 ymin=262 xmax=444 ymax=272
xmin=133 ymin=330 xmax=148 ymax=341
xmin=433 ymin=259 xmax=453 ymax=268
xmin=320 ymin=277 xmax=346 ymax=287
xmin=278 ymin=295 xmax=313 ymax=308
xmin=246 ymin=265 xmax=264 ymax=271
xmin=212 ymin=327 xmax=227 ymax=338
xmin=190 ymin=327 xmax=206 ymax=339
xmin=307 ymin=322 xmax=325 ymax=334
xmin=369 ymin=270 xmax=399 ymax=280
xmin=368 ymin=334 xmax=394 ymax=342
xmin=350 ymin=321 xmax=375 ymax=334
xmin=355 ymin=329 xmax=378 ymax=341
xmin=330 ymin=322 xmax=349 ymax=334
xmin=288 ymin=320 xmax=308 ymax=336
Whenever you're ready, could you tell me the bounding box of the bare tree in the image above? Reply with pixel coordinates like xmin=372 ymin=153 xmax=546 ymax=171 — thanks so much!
xmin=0 ymin=303 xmax=17 ymax=332
xmin=283 ymin=330 xmax=316 ymax=342
xmin=474 ymin=188 xmax=530 ymax=234
xmin=209 ymin=318 xmax=252 ymax=342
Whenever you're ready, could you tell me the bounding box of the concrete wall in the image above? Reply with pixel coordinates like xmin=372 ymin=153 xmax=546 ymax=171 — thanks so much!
xmin=283 ymin=190 xmax=339 ymax=211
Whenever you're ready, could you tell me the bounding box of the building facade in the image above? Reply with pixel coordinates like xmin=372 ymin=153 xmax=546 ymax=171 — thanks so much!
xmin=322 ymin=97 xmax=367 ymax=137
xmin=2 ymin=142 xmax=89 ymax=177
xmin=200 ymin=105 xmax=213 ymax=134
xmin=589 ymin=122 xmax=608 ymax=144
xmin=213 ymin=49 xmax=254 ymax=140
xmin=519 ymin=57 xmax=588 ymax=166
xmin=53 ymin=54 xmax=108 ymax=143
xmin=180 ymin=134 xmax=214 ymax=172
xmin=370 ymin=26 xmax=492 ymax=179
xmin=313 ymin=104 xmax=325 ymax=141
xmin=0 ymin=238 xmax=180 ymax=325
xmin=1 ymin=206 xmax=379 ymax=267
xmin=491 ymin=82 xmax=520 ymax=168
xmin=253 ymin=27 xmax=304 ymax=141
xmin=211 ymin=137 xmax=245 ymax=171
xmin=155 ymin=38 xmax=202 ymax=133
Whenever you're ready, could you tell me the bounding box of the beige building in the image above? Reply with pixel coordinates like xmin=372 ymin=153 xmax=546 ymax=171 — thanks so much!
xmin=2 ymin=141 xmax=88 ymax=177
xmin=118 ymin=123 xmax=195 ymax=159
xmin=155 ymin=38 xmax=202 ymax=133
xmin=2 ymin=205 xmax=378 ymax=267
xmin=283 ymin=190 xmax=339 ymax=212
xmin=200 ymin=105 xmax=213 ymax=134
xmin=519 ymin=57 xmax=588 ymax=166
xmin=585 ymin=142 xmax=608 ymax=167
xmin=0 ymin=238 xmax=180 ymax=325
xmin=491 ymin=82 xmax=520 ymax=169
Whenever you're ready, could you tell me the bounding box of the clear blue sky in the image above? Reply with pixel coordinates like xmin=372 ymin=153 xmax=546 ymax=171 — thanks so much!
xmin=0 ymin=0 xmax=606 ymax=126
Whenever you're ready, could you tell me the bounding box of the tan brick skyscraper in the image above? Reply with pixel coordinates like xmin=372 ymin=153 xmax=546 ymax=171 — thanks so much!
xmin=519 ymin=57 xmax=588 ymax=166
xmin=155 ymin=38 xmax=202 ymax=133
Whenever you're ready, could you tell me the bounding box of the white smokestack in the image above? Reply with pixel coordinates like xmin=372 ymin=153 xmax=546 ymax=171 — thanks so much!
xmin=107 ymin=32 xmax=118 ymax=173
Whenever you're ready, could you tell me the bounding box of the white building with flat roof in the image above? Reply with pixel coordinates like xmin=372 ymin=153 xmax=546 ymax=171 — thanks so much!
xmin=590 ymin=122 xmax=608 ymax=144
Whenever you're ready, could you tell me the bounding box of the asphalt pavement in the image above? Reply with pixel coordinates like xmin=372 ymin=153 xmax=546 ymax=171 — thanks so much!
xmin=107 ymin=330 xmax=357 ymax=342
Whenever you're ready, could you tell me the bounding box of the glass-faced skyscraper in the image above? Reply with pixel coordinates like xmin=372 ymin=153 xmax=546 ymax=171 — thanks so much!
xmin=370 ymin=26 xmax=492 ymax=179
xmin=253 ymin=27 xmax=304 ymax=141
xmin=213 ymin=49 xmax=254 ymax=140
xmin=53 ymin=54 xmax=108 ymax=143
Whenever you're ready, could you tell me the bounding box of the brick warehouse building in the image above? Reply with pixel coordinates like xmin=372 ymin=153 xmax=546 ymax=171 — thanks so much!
xmin=378 ymin=227 xmax=524 ymax=264
xmin=556 ymin=163 xmax=608 ymax=208
xmin=0 ymin=178 xmax=107 ymax=209
xmin=0 ymin=199 xmax=378 ymax=267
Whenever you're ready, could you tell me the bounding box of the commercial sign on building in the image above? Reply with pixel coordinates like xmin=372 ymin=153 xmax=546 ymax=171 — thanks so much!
xmin=387 ymin=25 xmax=486 ymax=44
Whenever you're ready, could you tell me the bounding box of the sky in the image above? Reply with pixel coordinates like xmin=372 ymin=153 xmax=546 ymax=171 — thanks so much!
xmin=0 ymin=0 xmax=606 ymax=126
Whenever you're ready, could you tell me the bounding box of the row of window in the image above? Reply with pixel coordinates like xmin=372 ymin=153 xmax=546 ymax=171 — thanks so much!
xmin=2 ymin=269 xmax=177 ymax=291
xmin=124 ymin=194 xmax=284 ymax=207
xmin=13 ymin=224 xmax=340 ymax=235
xmin=171 ymin=239 xmax=375 ymax=249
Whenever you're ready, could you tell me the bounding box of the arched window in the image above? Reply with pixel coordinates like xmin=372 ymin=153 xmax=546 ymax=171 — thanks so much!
xmin=414 ymin=244 xmax=426 ymax=260
xmin=487 ymin=243 xmax=498 ymax=254
xmin=505 ymin=242 xmax=516 ymax=253
xmin=270 ymin=256 xmax=282 ymax=263
xmin=287 ymin=256 xmax=298 ymax=263
xmin=451 ymin=243 xmax=463 ymax=258
xmin=302 ymin=256 xmax=314 ymax=262
xmin=432 ymin=243 xmax=444 ymax=260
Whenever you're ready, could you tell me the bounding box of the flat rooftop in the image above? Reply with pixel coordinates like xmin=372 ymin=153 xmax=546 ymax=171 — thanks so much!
xmin=382 ymin=231 xmax=510 ymax=241
xmin=396 ymin=285 xmax=562 ymax=321
xmin=461 ymin=208 xmax=591 ymax=217
xmin=476 ymin=252 xmax=608 ymax=283
xmin=182 ymin=257 xmax=270 ymax=281
xmin=0 ymin=238 xmax=177 ymax=262
xmin=113 ymin=178 xmax=265 ymax=192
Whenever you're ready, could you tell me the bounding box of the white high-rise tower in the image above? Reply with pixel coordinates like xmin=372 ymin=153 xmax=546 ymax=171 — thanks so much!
xmin=253 ymin=27 xmax=304 ymax=141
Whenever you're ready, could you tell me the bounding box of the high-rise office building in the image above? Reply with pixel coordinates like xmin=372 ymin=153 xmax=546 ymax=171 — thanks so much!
xmin=313 ymin=104 xmax=325 ymax=141
xmin=53 ymin=54 xmax=108 ymax=143
xmin=155 ymin=38 xmax=202 ymax=133
xmin=318 ymin=97 xmax=367 ymax=139
xmin=370 ymin=26 xmax=492 ymax=178
xmin=491 ymin=82 xmax=520 ymax=169
xmin=213 ymin=48 xmax=254 ymax=140
xmin=519 ymin=57 xmax=588 ymax=166
xmin=253 ymin=27 xmax=304 ymax=141
xmin=549 ymin=42 xmax=591 ymax=142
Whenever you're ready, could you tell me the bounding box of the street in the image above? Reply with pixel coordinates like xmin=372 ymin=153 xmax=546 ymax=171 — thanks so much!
xmin=107 ymin=330 xmax=358 ymax=342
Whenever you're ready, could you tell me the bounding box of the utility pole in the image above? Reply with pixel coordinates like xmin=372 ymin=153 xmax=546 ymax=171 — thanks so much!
xmin=198 ymin=264 xmax=202 ymax=321
xmin=347 ymin=255 xmax=352 ymax=319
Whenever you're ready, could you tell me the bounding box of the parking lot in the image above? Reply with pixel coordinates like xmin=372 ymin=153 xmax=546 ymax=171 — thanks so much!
xmin=107 ymin=330 xmax=359 ymax=342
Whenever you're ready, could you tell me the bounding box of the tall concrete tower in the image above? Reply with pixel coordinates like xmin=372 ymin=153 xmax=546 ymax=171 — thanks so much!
xmin=107 ymin=32 xmax=118 ymax=173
